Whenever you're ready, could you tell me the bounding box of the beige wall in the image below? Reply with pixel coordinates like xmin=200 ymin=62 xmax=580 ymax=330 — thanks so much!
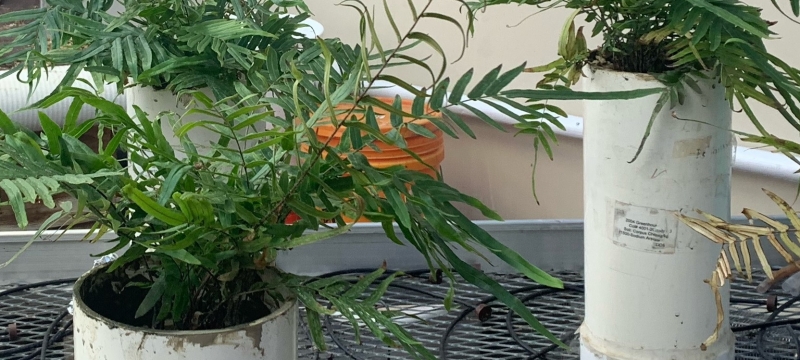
xmin=306 ymin=0 xmax=800 ymax=219
xmin=441 ymin=121 xmax=799 ymax=220
xmin=306 ymin=0 xmax=800 ymax=144
xmin=109 ymin=1 xmax=799 ymax=220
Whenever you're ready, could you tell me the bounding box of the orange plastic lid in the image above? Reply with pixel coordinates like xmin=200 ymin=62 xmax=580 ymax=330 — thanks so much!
xmin=311 ymin=97 xmax=441 ymax=139
xmin=319 ymin=132 xmax=444 ymax=160
xmin=368 ymin=145 xmax=445 ymax=171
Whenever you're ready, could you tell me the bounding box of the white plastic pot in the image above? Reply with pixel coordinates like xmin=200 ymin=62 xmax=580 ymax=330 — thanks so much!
xmin=580 ymin=67 xmax=735 ymax=360
xmin=72 ymin=267 xmax=299 ymax=360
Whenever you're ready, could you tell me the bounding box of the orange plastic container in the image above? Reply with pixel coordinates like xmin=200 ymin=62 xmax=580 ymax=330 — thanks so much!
xmin=302 ymin=97 xmax=446 ymax=222
xmin=305 ymin=97 xmax=445 ymax=174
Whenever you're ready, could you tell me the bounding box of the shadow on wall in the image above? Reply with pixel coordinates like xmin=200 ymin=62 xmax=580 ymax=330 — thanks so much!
xmin=442 ymin=121 xmax=799 ymax=221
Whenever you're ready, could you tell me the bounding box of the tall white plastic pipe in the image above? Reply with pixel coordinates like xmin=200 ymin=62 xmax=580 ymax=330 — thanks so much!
xmin=0 ymin=68 xmax=121 ymax=130
xmin=126 ymin=86 xmax=268 ymax=157
xmin=124 ymin=16 xmax=323 ymax=151
xmin=580 ymin=67 xmax=735 ymax=360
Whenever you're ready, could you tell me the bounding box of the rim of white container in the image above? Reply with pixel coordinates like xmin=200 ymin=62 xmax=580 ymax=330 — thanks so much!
xmin=72 ymin=264 xmax=297 ymax=335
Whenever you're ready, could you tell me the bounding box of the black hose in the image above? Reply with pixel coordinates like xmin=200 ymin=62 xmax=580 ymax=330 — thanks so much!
xmin=23 ymin=319 xmax=73 ymax=360
xmin=5 ymin=270 xmax=800 ymax=360
xmin=323 ymin=306 xmax=364 ymax=360
xmin=0 ymin=278 xmax=77 ymax=297
xmin=756 ymin=295 xmax=800 ymax=360
xmin=730 ymin=297 xmax=768 ymax=306
xmin=0 ymin=279 xmax=77 ymax=357
xmin=504 ymin=286 xmax=584 ymax=359
xmin=39 ymin=310 xmax=70 ymax=360
xmin=437 ymin=283 xmax=568 ymax=359
xmin=733 ymin=317 xmax=800 ymax=332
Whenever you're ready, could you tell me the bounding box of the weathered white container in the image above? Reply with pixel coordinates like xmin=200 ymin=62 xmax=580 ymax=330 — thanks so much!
xmin=72 ymin=267 xmax=299 ymax=360
xmin=580 ymin=67 xmax=735 ymax=360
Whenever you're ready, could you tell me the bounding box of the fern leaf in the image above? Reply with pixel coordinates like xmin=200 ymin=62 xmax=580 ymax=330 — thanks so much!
xmin=679 ymin=188 xmax=800 ymax=280
xmin=751 ymin=235 xmax=774 ymax=279
xmin=51 ymin=174 xmax=98 ymax=185
xmin=0 ymin=209 xmax=65 ymax=269
xmin=0 ymin=179 xmax=27 ymax=228
xmin=701 ymin=265 xmax=725 ymax=351
xmin=736 ymin=233 xmax=753 ymax=282
xmin=29 ymin=178 xmax=56 ymax=209
xmin=13 ymin=178 xmax=37 ymax=203
xmin=744 ymin=207 xmax=800 ymax=258
xmin=727 ymin=238 xmax=743 ymax=277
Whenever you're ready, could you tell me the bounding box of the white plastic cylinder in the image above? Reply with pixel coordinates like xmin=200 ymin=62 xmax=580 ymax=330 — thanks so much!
xmin=126 ymin=86 xmax=268 ymax=157
xmin=580 ymin=67 xmax=735 ymax=360
xmin=0 ymin=67 xmax=121 ymax=130
xmin=72 ymin=268 xmax=298 ymax=360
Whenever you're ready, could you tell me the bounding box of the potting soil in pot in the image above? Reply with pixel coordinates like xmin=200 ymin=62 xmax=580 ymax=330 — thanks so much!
xmin=78 ymin=259 xmax=280 ymax=330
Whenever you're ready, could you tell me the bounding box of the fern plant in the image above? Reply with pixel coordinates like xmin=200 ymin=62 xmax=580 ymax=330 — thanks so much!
xmin=469 ymin=0 xmax=800 ymax=163
xmin=0 ymin=0 xmax=317 ymax=100
xmin=469 ymin=0 xmax=800 ymax=352
xmin=0 ymin=0 xmax=664 ymax=356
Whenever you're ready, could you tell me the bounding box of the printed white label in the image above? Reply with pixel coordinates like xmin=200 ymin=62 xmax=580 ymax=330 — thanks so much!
xmin=612 ymin=201 xmax=678 ymax=254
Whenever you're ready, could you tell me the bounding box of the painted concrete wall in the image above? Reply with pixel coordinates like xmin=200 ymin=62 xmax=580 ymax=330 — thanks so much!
xmin=440 ymin=119 xmax=799 ymax=221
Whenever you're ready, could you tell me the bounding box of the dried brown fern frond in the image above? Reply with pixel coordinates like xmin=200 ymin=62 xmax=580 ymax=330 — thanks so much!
xmin=676 ymin=188 xmax=800 ymax=350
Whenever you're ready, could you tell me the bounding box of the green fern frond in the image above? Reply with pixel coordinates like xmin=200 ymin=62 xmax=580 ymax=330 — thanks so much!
xmin=0 ymin=173 xmax=112 ymax=229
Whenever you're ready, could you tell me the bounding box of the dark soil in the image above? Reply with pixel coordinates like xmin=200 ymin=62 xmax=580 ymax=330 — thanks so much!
xmin=588 ymin=44 xmax=673 ymax=74
xmin=80 ymin=259 xmax=276 ymax=331
xmin=0 ymin=0 xmax=41 ymax=13
xmin=0 ymin=0 xmax=40 ymax=69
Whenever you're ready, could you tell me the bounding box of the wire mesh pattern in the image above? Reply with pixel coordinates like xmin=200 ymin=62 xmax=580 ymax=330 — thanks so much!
xmin=0 ymin=270 xmax=798 ymax=359
xmin=0 ymin=280 xmax=75 ymax=360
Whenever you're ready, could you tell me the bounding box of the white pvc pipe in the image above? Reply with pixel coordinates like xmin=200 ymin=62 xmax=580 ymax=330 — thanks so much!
xmin=72 ymin=266 xmax=299 ymax=360
xmin=579 ymin=68 xmax=735 ymax=359
xmin=0 ymin=67 xmax=122 ymax=130
xmin=124 ymin=14 xmax=322 ymax=152
xmin=126 ymin=86 xmax=269 ymax=156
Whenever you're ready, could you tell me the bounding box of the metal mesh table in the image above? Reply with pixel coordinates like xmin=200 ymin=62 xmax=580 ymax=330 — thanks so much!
xmin=1 ymin=271 xmax=797 ymax=359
